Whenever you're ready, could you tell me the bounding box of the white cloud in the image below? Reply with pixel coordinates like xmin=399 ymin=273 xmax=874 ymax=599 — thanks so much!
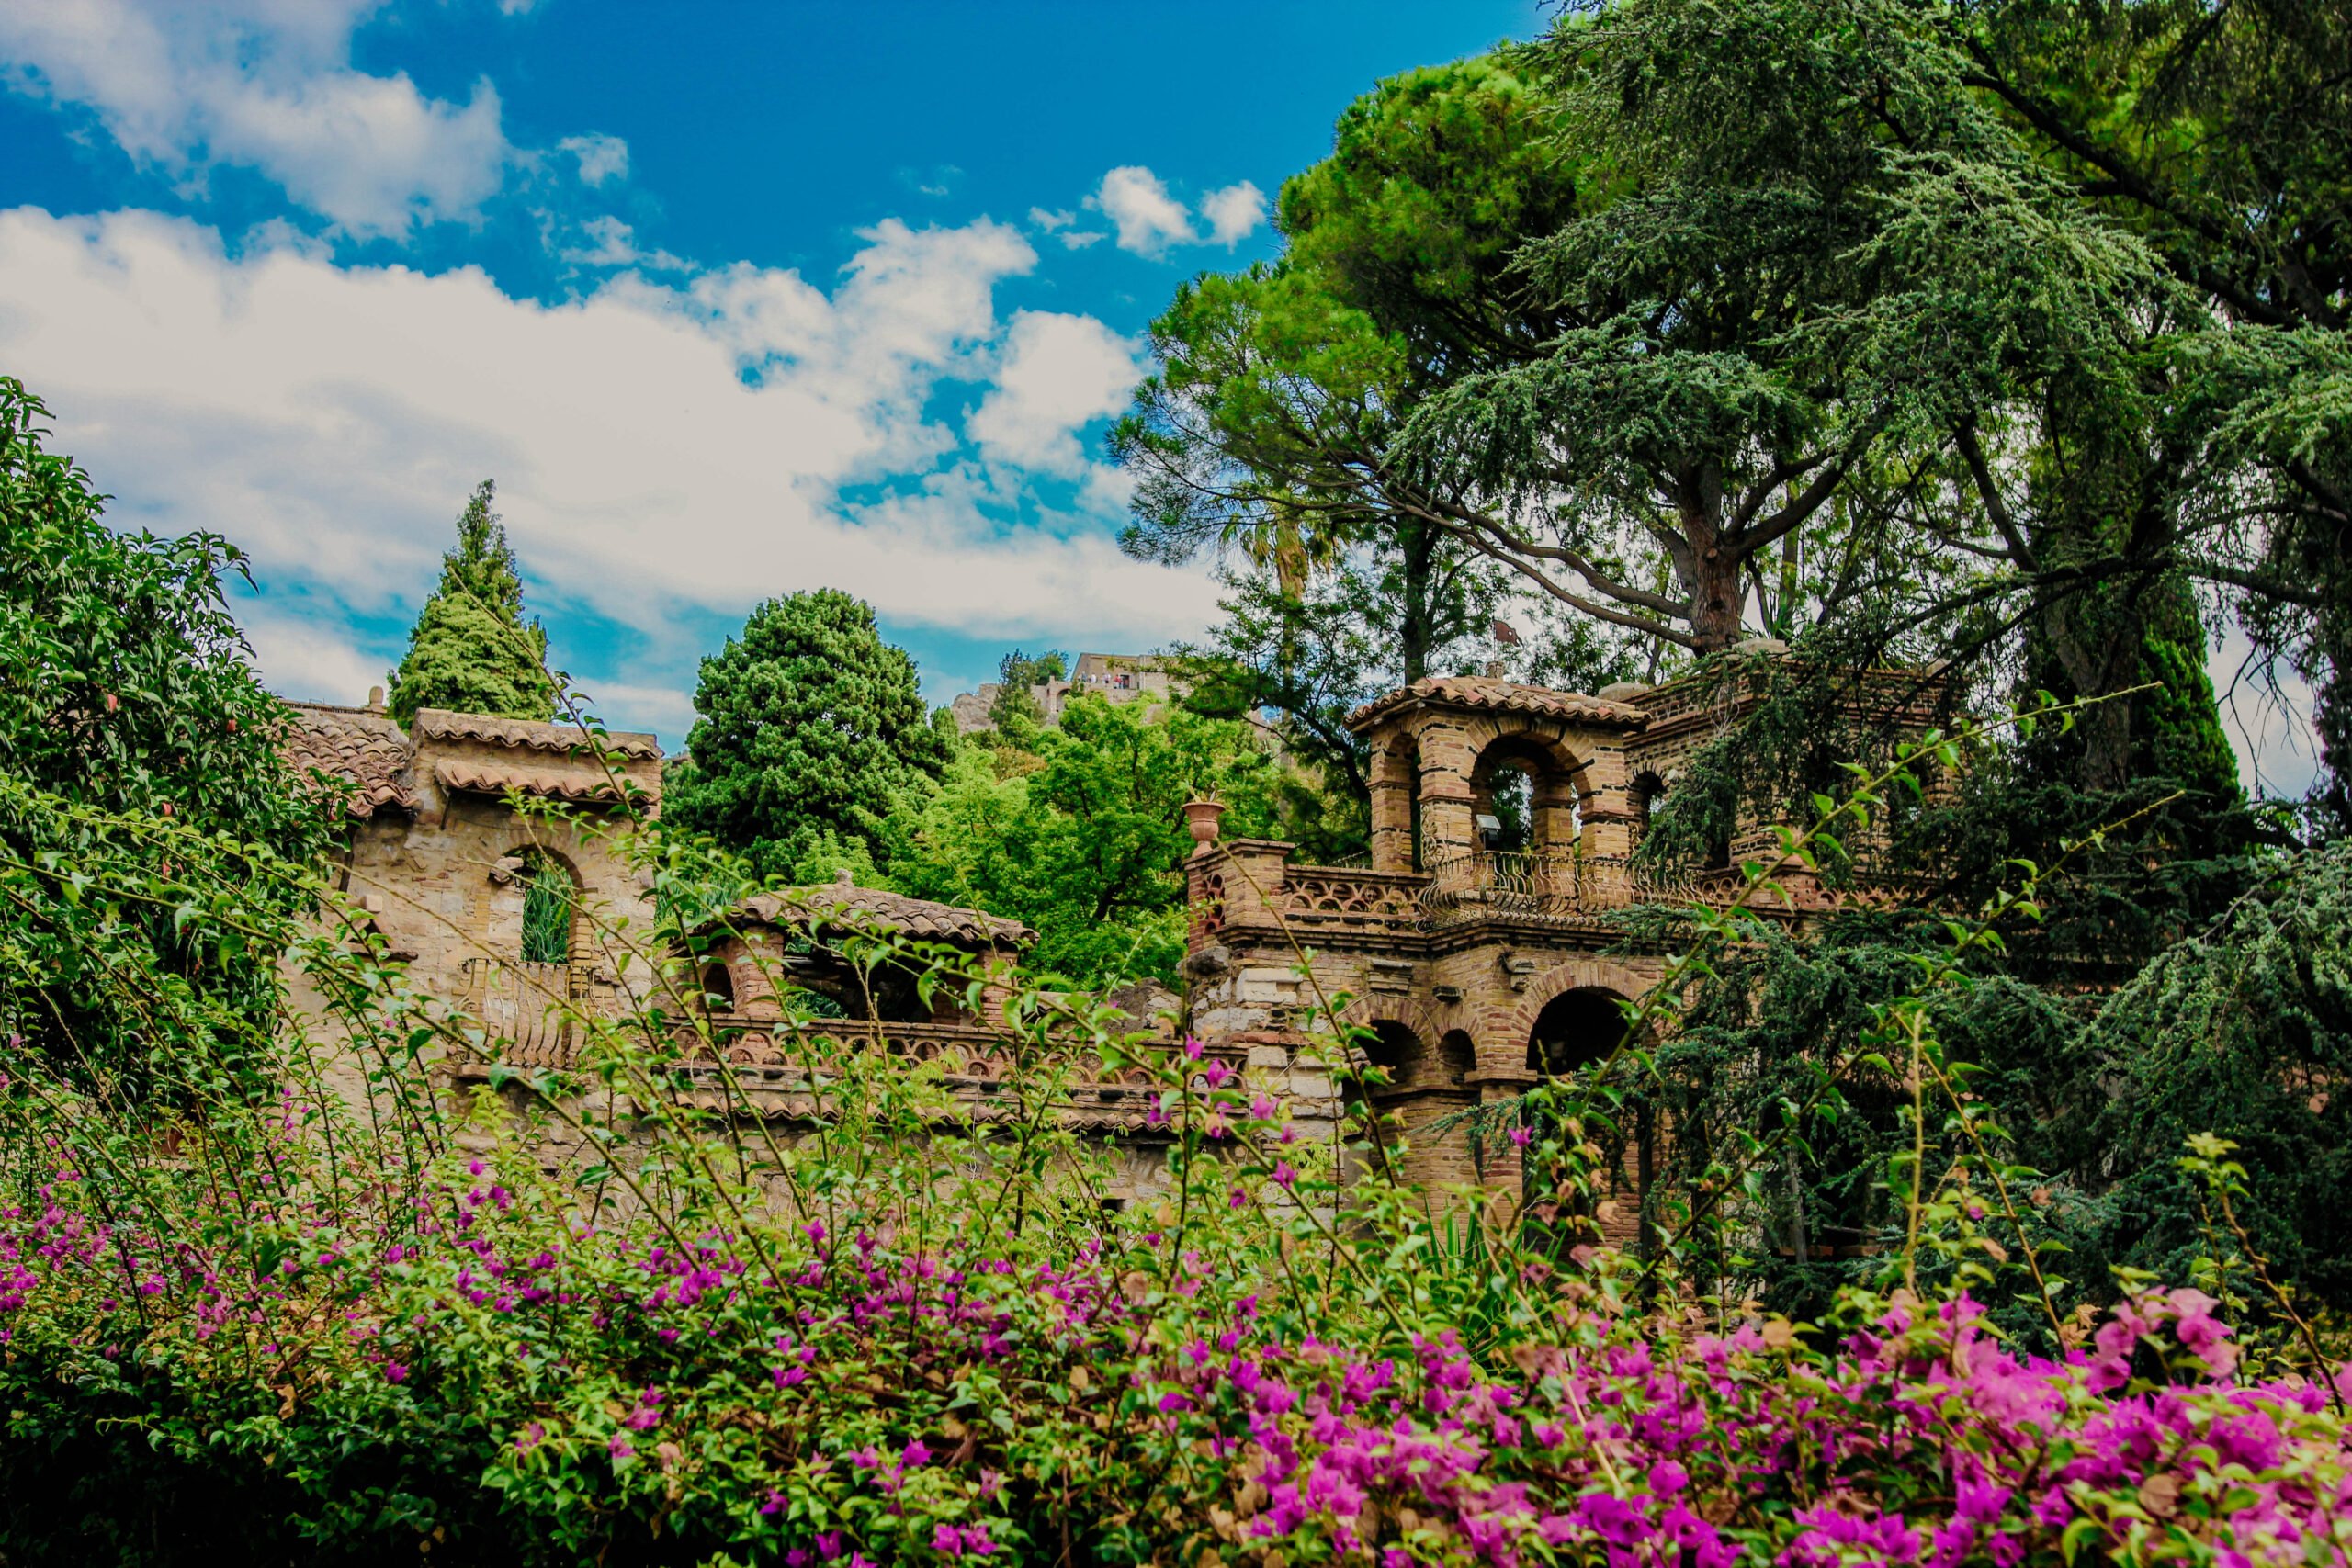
xmin=1059 ymin=231 xmax=1108 ymax=251
xmin=241 ymin=604 xmax=387 ymax=709
xmin=0 ymin=0 xmax=514 ymax=239
xmin=1200 ymin=180 xmax=1266 ymax=246
xmin=0 ymin=207 xmax=1217 ymax=728
xmin=1089 ymin=165 xmax=1196 ymax=257
xmin=1080 ymin=166 xmax=1269 ymax=257
xmin=1027 ymin=207 xmax=1075 ymax=231
xmin=558 ymin=132 xmax=629 ymax=187
xmin=560 ymin=215 xmax=684 ymax=272
xmin=968 ymin=311 xmax=1140 ymax=477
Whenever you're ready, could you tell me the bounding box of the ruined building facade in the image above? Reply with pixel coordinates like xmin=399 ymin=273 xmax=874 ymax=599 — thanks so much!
xmin=283 ymin=659 xmax=1937 ymax=1222
xmin=947 ymin=652 xmax=1179 ymax=734
xmin=1181 ymin=662 xmax=1947 ymax=1227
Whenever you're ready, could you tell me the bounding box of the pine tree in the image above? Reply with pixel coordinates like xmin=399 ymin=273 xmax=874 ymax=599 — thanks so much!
xmin=663 ymin=589 xmax=949 ymax=881
xmin=387 ymin=480 xmax=556 ymax=727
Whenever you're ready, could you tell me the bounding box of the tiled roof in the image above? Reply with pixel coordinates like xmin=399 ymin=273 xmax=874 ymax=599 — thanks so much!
xmin=433 ymin=759 xmax=634 ymax=805
xmin=412 ymin=708 xmax=662 ymax=761
xmin=283 ymin=703 xmax=416 ymax=818
xmin=1346 ymin=675 xmax=1652 ymax=732
xmin=735 ymin=874 xmax=1034 ymax=950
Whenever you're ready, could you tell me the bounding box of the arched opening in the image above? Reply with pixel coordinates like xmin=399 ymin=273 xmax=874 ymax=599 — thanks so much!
xmin=514 ymin=848 xmax=576 ymax=964
xmin=1435 ymin=1029 xmax=1476 ymax=1087
xmin=1482 ymin=763 xmax=1534 ymax=852
xmin=1469 ymin=736 xmax=1586 ymax=865
xmin=1523 ymin=987 xmax=1651 ymax=1246
xmin=1363 ymin=1019 xmax=1425 ymax=1089
xmin=1349 ymin=1020 xmax=1480 ymax=1197
xmin=1527 ymin=987 xmax=1627 ymax=1077
xmin=700 ymin=961 xmax=735 ymax=1013
xmin=1629 ymin=773 xmax=1666 ymax=855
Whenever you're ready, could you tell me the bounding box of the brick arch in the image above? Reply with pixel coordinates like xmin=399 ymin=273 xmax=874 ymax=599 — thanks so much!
xmin=1461 ymin=715 xmax=1595 ymax=784
xmin=1340 ymin=993 xmax=1447 ymax=1051
xmin=1482 ymin=957 xmax=1659 ymax=1076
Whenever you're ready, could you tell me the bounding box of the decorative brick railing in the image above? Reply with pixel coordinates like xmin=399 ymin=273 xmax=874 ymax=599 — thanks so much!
xmin=1414 ymin=851 xmax=1702 ymax=929
xmin=449 ymin=1005 xmax=1233 ymax=1135
xmin=1275 ymin=867 xmax=1429 ymax=931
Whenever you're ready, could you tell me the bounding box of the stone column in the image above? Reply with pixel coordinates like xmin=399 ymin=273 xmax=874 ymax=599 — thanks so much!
xmin=1415 ymin=717 xmax=1481 ymax=865
xmin=1367 ymin=738 xmax=1417 ymax=873
xmin=1575 ymin=743 xmax=1636 ymax=859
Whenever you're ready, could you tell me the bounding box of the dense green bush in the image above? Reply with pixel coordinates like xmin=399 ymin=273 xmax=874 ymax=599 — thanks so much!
xmin=0 ymin=377 xmax=339 ymax=1101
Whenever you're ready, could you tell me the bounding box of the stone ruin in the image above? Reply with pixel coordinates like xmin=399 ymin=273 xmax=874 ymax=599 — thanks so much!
xmin=947 ymin=652 xmax=1179 ymax=734
xmin=281 ymin=657 xmax=1945 ymax=1224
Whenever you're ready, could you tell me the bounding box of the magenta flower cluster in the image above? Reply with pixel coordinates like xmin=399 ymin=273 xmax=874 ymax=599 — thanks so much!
xmin=2 ymin=1145 xmax=2346 ymax=1567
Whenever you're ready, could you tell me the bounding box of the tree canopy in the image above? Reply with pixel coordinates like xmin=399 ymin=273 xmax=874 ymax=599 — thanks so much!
xmin=0 ymin=377 xmax=337 ymax=1096
xmin=1127 ymin=5 xmax=2344 ymax=815
xmin=387 ymin=480 xmax=556 ymax=728
xmin=880 ymin=694 xmax=1281 ymax=987
xmin=664 ymin=589 xmax=948 ymax=883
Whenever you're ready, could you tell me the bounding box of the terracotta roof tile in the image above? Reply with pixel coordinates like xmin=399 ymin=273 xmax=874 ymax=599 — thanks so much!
xmin=1346 ymin=675 xmax=1652 ymax=733
xmin=434 ymin=759 xmax=632 ymax=805
xmin=735 ymin=875 xmax=1034 ymax=951
xmin=283 ymin=703 xmax=416 ymax=818
xmin=412 ymin=708 xmax=662 ymax=761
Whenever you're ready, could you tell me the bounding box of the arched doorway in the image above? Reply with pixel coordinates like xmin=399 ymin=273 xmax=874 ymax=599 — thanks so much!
xmin=1351 ymin=1020 xmax=1478 ymax=1196
xmin=1522 ymin=987 xmax=1651 ymax=1247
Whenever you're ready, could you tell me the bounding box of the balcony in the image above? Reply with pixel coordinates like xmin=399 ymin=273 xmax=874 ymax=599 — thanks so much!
xmin=458 ymin=957 xmax=607 ymax=1068
xmin=1413 ymin=850 xmax=1703 ymax=929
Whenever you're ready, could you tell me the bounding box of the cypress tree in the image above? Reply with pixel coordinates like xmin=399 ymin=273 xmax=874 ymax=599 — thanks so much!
xmin=387 ymin=480 xmax=556 ymax=727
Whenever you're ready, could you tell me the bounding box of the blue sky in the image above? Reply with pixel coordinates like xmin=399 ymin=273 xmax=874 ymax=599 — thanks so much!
xmin=0 ymin=0 xmax=1544 ymax=748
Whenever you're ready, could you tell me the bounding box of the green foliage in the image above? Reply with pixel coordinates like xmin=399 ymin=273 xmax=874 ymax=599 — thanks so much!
xmin=879 ymin=695 xmax=1280 ymax=986
xmin=387 ymin=480 xmax=555 ymax=727
xmin=0 ymin=376 xmax=337 ymax=1097
xmin=518 ymin=852 xmax=573 ymax=964
xmin=2079 ymin=842 xmax=2352 ymax=1307
xmin=665 ymin=589 xmax=948 ymax=883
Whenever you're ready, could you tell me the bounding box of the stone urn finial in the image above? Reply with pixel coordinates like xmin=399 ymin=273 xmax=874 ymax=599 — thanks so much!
xmin=1181 ymin=796 xmax=1226 ymax=858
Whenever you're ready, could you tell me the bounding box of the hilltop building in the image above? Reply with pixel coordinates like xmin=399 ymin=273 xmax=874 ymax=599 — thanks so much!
xmin=947 ymin=652 xmax=1179 ymax=734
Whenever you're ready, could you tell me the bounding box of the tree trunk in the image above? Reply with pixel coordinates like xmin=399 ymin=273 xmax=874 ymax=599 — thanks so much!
xmin=1672 ymin=465 xmax=1746 ymax=654
xmin=1399 ymin=519 xmax=1435 ymax=683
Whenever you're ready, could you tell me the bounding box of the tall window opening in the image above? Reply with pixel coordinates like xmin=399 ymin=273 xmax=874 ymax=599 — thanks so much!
xmin=518 ymin=850 xmax=573 ymax=964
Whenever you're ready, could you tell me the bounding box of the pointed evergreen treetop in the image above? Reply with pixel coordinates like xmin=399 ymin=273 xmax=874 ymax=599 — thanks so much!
xmin=388 ymin=479 xmax=556 ymax=727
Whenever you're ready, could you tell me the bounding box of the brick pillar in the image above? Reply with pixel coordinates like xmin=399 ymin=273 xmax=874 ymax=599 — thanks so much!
xmin=1367 ymin=737 xmax=1417 ymax=873
xmin=1203 ymin=839 xmax=1293 ymax=929
xmin=1577 ymin=744 xmax=1636 ymax=858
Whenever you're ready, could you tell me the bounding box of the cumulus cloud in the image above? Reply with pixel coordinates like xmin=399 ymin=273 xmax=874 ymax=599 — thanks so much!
xmin=558 ymin=132 xmax=629 ymax=187
xmin=0 ymin=207 xmax=1217 ymax=731
xmin=0 ymin=0 xmax=513 ymax=239
xmin=968 ymin=312 xmax=1140 ymax=478
xmin=1089 ymin=166 xmax=1196 ymax=257
xmin=1081 ymin=166 xmax=1269 ymax=256
xmin=559 ymin=216 xmax=685 ymax=272
xmin=1200 ymin=180 xmax=1266 ymax=246
xmin=241 ymin=604 xmax=389 ymax=709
